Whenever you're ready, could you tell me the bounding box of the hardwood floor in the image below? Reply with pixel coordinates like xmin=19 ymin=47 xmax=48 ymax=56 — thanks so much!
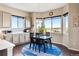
xmin=13 ymin=43 xmax=79 ymax=56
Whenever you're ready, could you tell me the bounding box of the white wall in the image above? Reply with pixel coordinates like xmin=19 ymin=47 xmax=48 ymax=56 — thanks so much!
xmin=68 ymin=4 xmax=79 ymax=51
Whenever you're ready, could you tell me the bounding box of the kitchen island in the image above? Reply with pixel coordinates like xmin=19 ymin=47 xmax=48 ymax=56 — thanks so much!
xmin=0 ymin=39 xmax=15 ymax=56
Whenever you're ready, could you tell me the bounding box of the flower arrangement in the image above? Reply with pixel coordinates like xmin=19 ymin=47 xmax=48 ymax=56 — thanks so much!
xmin=38 ymin=23 xmax=47 ymax=34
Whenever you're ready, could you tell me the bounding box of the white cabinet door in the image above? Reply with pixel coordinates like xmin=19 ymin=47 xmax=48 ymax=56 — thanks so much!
xmin=0 ymin=11 xmax=3 ymax=27
xmin=5 ymin=34 xmax=13 ymax=43
xmin=3 ymin=12 xmax=11 ymax=27
xmin=19 ymin=34 xmax=26 ymax=43
xmin=12 ymin=34 xmax=19 ymax=44
xmin=25 ymin=33 xmax=30 ymax=43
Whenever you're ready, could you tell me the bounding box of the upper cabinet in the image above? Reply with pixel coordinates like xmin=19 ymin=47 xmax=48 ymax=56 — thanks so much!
xmin=3 ymin=12 xmax=11 ymax=27
xmin=0 ymin=11 xmax=3 ymax=27
xmin=0 ymin=11 xmax=11 ymax=28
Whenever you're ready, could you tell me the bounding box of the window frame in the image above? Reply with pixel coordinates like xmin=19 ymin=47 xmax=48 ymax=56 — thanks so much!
xmin=51 ymin=16 xmax=62 ymax=34
xmin=11 ymin=15 xmax=26 ymax=29
xmin=63 ymin=12 xmax=68 ymax=34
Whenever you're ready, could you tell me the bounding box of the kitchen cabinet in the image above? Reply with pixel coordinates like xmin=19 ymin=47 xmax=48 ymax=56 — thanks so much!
xmin=19 ymin=34 xmax=26 ymax=43
xmin=0 ymin=11 xmax=11 ymax=28
xmin=12 ymin=34 xmax=19 ymax=44
xmin=3 ymin=12 xmax=11 ymax=27
xmin=5 ymin=33 xmax=30 ymax=45
xmin=0 ymin=11 xmax=3 ymax=27
xmin=25 ymin=33 xmax=30 ymax=42
xmin=5 ymin=34 xmax=13 ymax=43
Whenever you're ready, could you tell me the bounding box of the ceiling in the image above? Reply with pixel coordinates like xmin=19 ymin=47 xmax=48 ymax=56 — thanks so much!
xmin=2 ymin=3 xmax=66 ymax=12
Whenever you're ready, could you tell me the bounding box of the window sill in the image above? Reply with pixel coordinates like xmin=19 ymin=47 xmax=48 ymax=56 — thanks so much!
xmin=51 ymin=32 xmax=63 ymax=35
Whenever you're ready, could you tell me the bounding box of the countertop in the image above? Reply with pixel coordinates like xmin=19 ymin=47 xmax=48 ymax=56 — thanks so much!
xmin=0 ymin=40 xmax=15 ymax=50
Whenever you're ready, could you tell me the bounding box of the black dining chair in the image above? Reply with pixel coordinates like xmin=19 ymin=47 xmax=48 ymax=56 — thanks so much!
xmin=35 ymin=33 xmax=47 ymax=53
xmin=45 ymin=32 xmax=52 ymax=47
xmin=29 ymin=33 xmax=36 ymax=50
xmin=36 ymin=33 xmax=43 ymax=36
xmin=35 ymin=38 xmax=46 ymax=53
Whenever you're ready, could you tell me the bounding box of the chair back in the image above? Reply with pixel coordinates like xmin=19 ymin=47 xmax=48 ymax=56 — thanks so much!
xmin=36 ymin=33 xmax=43 ymax=36
xmin=46 ymin=32 xmax=50 ymax=36
xmin=30 ymin=33 xmax=34 ymax=38
xmin=30 ymin=33 xmax=35 ymax=43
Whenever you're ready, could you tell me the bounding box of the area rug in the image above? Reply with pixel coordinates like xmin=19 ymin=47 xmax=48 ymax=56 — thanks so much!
xmin=21 ymin=44 xmax=63 ymax=56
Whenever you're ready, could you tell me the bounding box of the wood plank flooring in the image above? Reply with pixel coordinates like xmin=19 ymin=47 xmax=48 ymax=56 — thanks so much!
xmin=13 ymin=43 xmax=79 ymax=56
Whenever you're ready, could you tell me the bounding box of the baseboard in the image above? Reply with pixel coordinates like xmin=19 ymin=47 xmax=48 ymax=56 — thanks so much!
xmin=68 ymin=48 xmax=79 ymax=52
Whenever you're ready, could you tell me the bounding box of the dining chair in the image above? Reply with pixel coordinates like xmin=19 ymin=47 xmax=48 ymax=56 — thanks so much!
xmin=35 ymin=38 xmax=46 ymax=53
xmin=46 ymin=32 xmax=50 ymax=36
xmin=45 ymin=32 xmax=52 ymax=47
xmin=29 ymin=33 xmax=36 ymax=50
xmin=35 ymin=33 xmax=47 ymax=52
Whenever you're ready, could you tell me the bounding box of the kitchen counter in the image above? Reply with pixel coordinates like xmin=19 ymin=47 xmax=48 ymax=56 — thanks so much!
xmin=7 ymin=32 xmax=30 ymax=34
xmin=0 ymin=39 xmax=15 ymax=56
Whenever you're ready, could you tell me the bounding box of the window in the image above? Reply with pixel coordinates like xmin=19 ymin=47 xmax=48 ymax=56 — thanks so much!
xmin=18 ymin=17 xmax=25 ymax=28
xmin=11 ymin=16 xmax=25 ymax=29
xmin=36 ymin=16 xmax=62 ymax=33
xmin=35 ymin=14 xmax=68 ymax=34
xmin=63 ymin=14 xmax=68 ymax=34
xmin=26 ymin=19 xmax=30 ymax=28
xmin=36 ymin=19 xmax=43 ymax=32
xmin=11 ymin=16 xmax=18 ymax=28
xmin=44 ymin=18 xmax=51 ymax=32
xmin=52 ymin=16 xmax=61 ymax=33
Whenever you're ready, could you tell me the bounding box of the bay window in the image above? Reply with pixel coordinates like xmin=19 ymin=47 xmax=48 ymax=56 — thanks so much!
xmin=52 ymin=16 xmax=61 ymax=33
xmin=44 ymin=18 xmax=51 ymax=32
xmin=36 ymin=18 xmax=43 ymax=32
xmin=35 ymin=13 xmax=68 ymax=34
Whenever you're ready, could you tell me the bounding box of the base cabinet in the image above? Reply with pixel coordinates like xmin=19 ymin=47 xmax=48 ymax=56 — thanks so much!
xmin=5 ymin=34 xmax=13 ymax=43
xmin=25 ymin=33 xmax=30 ymax=43
xmin=5 ymin=33 xmax=30 ymax=45
xmin=12 ymin=34 xmax=19 ymax=44
xmin=19 ymin=34 xmax=26 ymax=43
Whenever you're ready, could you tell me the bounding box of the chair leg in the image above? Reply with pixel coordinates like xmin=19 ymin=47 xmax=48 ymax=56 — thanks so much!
xmin=32 ymin=44 xmax=35 ymax=50
xmin=38 ymin=44 xmax=40 ymax=53
xmin=35 ymin=44 xmax=37 ymax=51
xmin=29 ymin=43 xmax=31 ymax=49
xmin=49 ymin=39 xmax=52 ymax=48
xmin=44 ymin=44 xmax=46 ymax=53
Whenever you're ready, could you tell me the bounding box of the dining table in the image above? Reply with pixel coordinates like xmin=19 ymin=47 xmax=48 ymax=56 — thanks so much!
xmin=32 ymin=35 xmax=52 ymax=53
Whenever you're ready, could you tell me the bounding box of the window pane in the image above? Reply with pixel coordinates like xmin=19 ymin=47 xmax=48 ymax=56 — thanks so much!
xmin=36 ymin=19 xmax=43 ymax=32
xmin=11 ymin=16 xmax=25 ymax=29
xmin=63 ymin=14 xmax=68 ymax=33
xmin=52 ymin=17 xmax=61 ymax=33
xmin=26 ymin=20 xmax=30 ymax=28
xmin=18 ymin=17 xmax=25 ymax=29
xmin=44 ymin=18 xmax=51 ymax=32
xmin=11 ymin=16 xmax=18 ymax=28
